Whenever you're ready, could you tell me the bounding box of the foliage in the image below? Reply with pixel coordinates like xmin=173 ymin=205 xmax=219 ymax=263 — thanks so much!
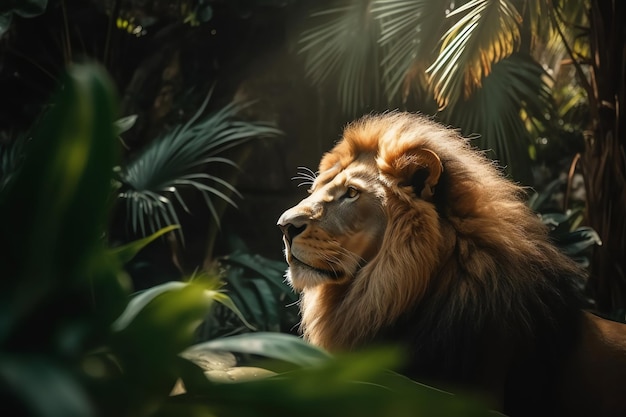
xmin=173 ymin=340 xmax=493 ymax=417
xmin=198 ymin=241 xmax=299 ymax=340
xmin=0 ymin=63 xmax=495 ymax=417
xmin=298 ymin=0 xmax=381 ymax=115
xmin=295 ymin=0 xmax=588 ymax=184
xmin=0 ymin=0 xmax=48 ymax=37
xmin=114 ymin=92 xmax=282 ymax=244
xmin=0 ymin=62 xmax=126 ymax=416
xmin=0 ymin=133 xmax=28 ymax=191
xmin=529 ymin=178 xmax=601 ymax=270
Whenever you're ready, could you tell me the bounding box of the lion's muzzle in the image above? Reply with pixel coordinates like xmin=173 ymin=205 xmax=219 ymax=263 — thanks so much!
xmin=277 ymin=209 xmax=308 ymax=247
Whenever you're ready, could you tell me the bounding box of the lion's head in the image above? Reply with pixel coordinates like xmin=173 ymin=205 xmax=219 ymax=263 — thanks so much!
xmin=278 ymin=112 xmax=584 ymax=354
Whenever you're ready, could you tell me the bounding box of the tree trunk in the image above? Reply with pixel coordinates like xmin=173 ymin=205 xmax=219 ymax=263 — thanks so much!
xmin=582 ymin=0 xmax=626 ymax=316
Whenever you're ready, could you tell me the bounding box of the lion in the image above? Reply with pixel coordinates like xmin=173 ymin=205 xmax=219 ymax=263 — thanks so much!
xmin=277 ymin=112 xmax=626 ymax=417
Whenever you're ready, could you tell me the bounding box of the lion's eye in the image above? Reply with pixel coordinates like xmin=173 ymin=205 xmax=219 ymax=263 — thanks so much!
xmin=343 ymin=186 xmax=359 ymax=200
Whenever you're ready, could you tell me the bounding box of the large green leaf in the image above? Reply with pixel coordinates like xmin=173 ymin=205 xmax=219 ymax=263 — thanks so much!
xmin=0 ymin=354 xmax=93 ymax=417
xmin=168 ymin=348 xmax=493 ymax=417
xmin=0 ymin=63 xmax=120 ymax=343
xmin=110 ymin=281 xmax=217 ymax=391
xmin=187 ymin=332 xmax=331 ymax=368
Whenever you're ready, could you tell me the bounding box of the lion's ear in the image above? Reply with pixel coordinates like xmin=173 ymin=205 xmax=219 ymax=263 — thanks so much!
xmin=395 ymin=148 xmax=443 ymax=200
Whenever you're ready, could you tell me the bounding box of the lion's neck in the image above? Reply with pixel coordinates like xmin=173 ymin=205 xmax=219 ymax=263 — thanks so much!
xmin=300 ymin=267 xmax=420 ymax=351
xmin=300 ymin=284 xmax=373 ymax=351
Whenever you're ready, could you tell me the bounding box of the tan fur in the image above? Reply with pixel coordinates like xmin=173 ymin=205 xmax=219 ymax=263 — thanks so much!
xmin=284 ymin=112 xmax=562 ymax=349
xmin=278 ymin=112 xmax=626 ymax=416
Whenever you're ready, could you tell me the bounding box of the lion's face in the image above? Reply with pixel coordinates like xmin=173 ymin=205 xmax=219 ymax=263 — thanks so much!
xmin=278 ymin=157 xmax=388 ymax=290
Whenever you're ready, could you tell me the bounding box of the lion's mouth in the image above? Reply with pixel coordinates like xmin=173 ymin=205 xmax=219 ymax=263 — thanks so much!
xmin=290 ymin=254 xmax=343 ymax=279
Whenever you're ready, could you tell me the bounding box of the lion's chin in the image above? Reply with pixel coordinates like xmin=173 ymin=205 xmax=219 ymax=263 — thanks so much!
xmin=286 ymin=256 xmax=345 ymax=290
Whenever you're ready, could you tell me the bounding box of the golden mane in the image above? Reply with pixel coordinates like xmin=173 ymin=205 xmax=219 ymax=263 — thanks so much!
xmin=300 ymin=112 xmax=581 ymax=351
xmin=278 ymin=112 xmax=626 ymax=416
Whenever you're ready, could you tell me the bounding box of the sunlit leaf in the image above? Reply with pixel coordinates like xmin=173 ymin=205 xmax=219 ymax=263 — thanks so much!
xmin=111 ymin=281 xmax=218 ymax=392
xmin=427 ymin=0 xmax=522 ymax=109
xmin=372 ymin=0 xmax=449 ymax=103
xmin=441 ymin=54 xmax=552 ymax=184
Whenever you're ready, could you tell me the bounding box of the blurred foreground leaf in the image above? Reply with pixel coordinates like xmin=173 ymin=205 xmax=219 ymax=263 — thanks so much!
xmin=0 ymin=63 xmax=125 ymax=417
xmin=168 ymin=347 xmax=494 ymax=417
xmin=0 ymin=63 xmax=123 ymax=345
xmin=187 ymin=332 xmax=331 ymax=368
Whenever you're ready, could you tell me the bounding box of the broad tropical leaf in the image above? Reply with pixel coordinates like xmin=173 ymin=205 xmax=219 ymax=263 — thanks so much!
xmin=186 ymin=332 xmax=331 ymax=368
xmin=0 ymin=64 xmax=121 ymax=342
xmin=173 ymin=347 xmax=493 ymax=417
xmin=427 ymin=0 xmax=522 ymax=109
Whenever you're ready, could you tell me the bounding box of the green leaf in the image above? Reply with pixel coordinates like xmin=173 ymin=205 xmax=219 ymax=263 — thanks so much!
xmin=222 ymin=251 xmax=290 ymax=292
xmin=0 ymin=63 xmax=119 ymax=342
xmin=112 ymin=281 xmax=187 ymax=331
xmin=372 ymin=0 xmax=448 ymax=103
xmin=111 ymin=281 xmax=217 ymax=379
xmin=207 ymin=289 xmax=256 ymax=331
xmin=186 ymin=332 xmax=332 ymax=368
xmin=528 ymin=178 xmax=564 ymax=211
xmin=441 ymin=54 xmax=551 ymax=184
xmin=198 ymin=5 xmax=213 ymax=22
xmin=298 ymin=1 xmax=381 ymax=115
xmin=0 ymin=354 xmax=93 ymax=417
xmin=113 ymin=114 xmax=138 ymax=135
xmin=0 ymin=0 xmax=48 ymax=18
xmin=0 ymin=13 xmax=12 ymax=37
xmin=116 ymin=94 xmax=281 ymax=243
xmin=226 ymin=270 xmax=267 ymax=328
xmin=109 ymin=224 xmax=180 ymax=265
xmin=427 ymin=0 xmax=522 ymax=109
xmin=187 ymin=348 xmax=492 ymax=417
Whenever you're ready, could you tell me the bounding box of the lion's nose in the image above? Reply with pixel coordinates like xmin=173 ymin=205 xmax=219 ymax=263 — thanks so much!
xmin=277 ymin=209 xmax=309 ymax=245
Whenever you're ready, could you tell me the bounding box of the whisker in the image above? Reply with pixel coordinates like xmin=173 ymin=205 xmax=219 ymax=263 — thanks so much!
xmin=291 ymin=166 xmax=318 ymax=188
xmin=298 ymin=166 xmax=318 ymax=179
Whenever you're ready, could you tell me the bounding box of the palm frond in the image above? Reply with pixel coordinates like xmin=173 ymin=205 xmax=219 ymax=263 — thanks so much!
xmin=298 ymin=0 xmax=381 ymax=115
xmin=116 ymin=95 xmax=282 ymax=244
xmin=522 ymin=0 xmax=555 ymax=50
xmin=372 ymin=0 xmax=449 ymax=103
xmin=441 ymin=54 xmax=553 ymax=184
xmin=427 ymin=0 xmax=522 ymax=109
